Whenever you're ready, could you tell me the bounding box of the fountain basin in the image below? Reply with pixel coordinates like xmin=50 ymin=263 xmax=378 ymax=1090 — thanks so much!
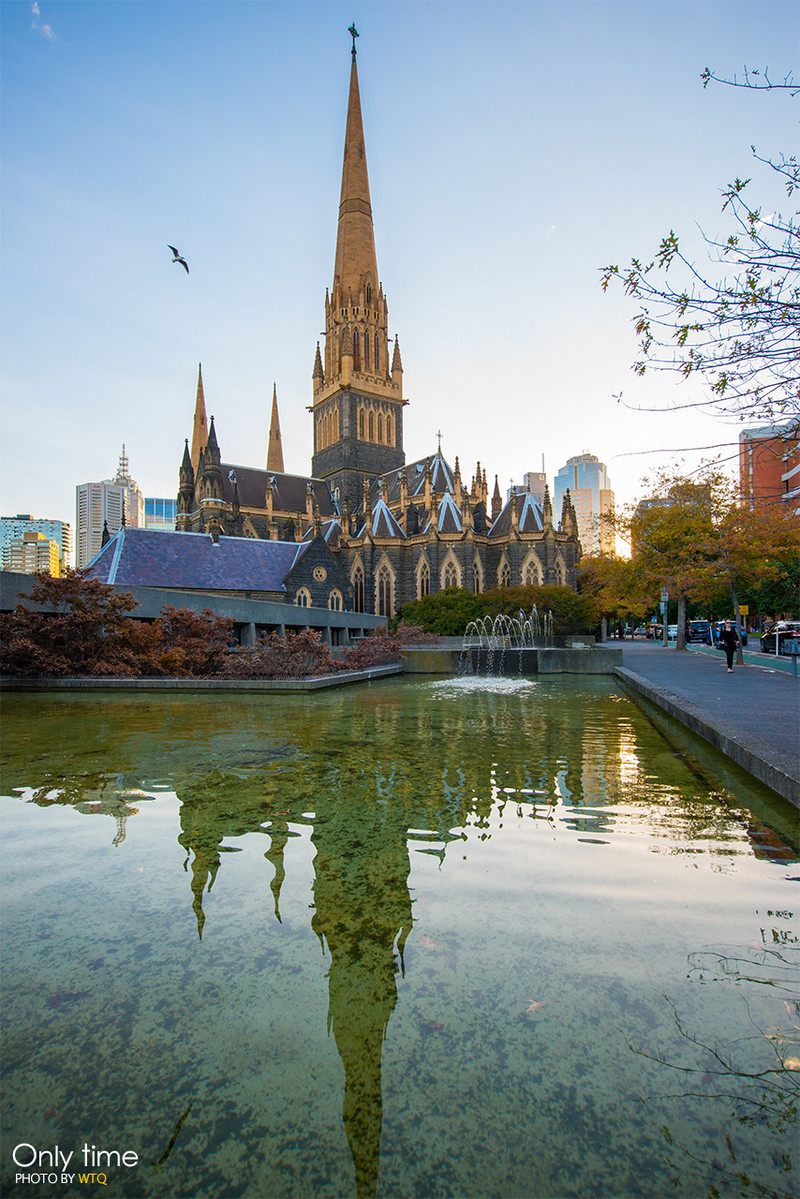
xmin=401 ymin=643 xmax=622 ymax=674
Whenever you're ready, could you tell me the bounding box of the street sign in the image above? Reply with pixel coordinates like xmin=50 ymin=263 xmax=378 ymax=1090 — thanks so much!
xmin=660 ymin=590 xmax=668 ymax=603
xmin=739 ymin=605 xmax=749 ymax=616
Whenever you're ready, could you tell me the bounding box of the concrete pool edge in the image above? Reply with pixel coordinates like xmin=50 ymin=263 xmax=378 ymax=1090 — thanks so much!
xmin=0 ymin=663 xmax=404 ymax=693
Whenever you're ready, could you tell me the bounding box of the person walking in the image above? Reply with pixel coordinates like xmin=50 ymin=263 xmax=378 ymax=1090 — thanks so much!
xmin=719 ymin=620 xmax=739 ymax=672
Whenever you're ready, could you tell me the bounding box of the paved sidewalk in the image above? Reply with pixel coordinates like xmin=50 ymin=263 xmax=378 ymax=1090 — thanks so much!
xmin=613 ymin=640 xmax=799 ymax=807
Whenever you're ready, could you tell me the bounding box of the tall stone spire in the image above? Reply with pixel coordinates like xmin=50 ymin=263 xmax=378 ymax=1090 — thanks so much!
xmin=311 ymin=30 xmax=405 ymax=514
xmin=190 ymin=363 xmax=208 ymax=476
xmin=333 ymin=40 xmax=380 ymax=304
xmin=267 ymin=383 xmax=285 ymax=473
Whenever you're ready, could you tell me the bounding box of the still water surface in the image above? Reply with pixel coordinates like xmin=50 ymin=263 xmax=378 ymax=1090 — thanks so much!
xmin=1 ymin=677 xmax=797 ymax=1199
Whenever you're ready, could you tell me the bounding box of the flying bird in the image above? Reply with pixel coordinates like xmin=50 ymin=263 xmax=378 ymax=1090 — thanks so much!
xmin=168 ymin=245 xmax=189 ymax=274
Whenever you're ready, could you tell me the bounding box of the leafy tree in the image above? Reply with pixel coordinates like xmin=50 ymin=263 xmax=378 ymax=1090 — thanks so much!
xmin=619 ymin=463 xmax=800 ymax=658
xmin=740 ymin=558 xmax=800 ymax=619
xmin=221 ymin=629 xmax=335 ymax=679
xmin=154 ymin=606 xmax=235 ymax=676
xmin=0 ymin=570 xmax=236 ymax=678
xmin=397 ymin=584 xmax=596 ymax=637
xmin=480 ymin=584 xmax=597 ymax=634
xmin=396 ymin=588 xmax=484 ymax=636
xmin=577 ymin=555 xmax=650 ymax=635
xmin=601 ymin=68 xmax=799 ymax=429
xmin=0 ymin=568 xmax=151 ymax=676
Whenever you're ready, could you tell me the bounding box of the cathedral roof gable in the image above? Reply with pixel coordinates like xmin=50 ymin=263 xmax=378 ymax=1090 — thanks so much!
xmin=488 ymin=493 xmax=544 ymax=537
xmin=223 ymin=464 xmax=336 ymax=517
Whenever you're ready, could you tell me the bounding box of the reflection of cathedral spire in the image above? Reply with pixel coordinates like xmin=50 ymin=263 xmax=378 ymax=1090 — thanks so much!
xmin=177 ymin=808 xmax=221 ymax=939
xmin=264 ymin=822 xmax=290 ymax=922
xmin=310 ymin=802 xmax=413 ymax=1199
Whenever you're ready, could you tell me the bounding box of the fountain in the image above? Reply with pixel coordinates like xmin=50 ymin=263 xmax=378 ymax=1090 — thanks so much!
xmin=461 ymin=606 xmax=552 ymax=675
xmin=457 ymin=606 xmax=618 ymax=676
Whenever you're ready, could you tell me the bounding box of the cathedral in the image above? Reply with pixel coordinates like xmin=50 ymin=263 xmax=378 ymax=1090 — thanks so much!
xmin=175 ymin=34 xmax=581 ymax=617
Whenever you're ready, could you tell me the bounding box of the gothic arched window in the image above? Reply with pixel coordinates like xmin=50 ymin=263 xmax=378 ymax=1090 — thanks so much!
xmin=364 ymin=331 xmax=370 ymax=369
xmin=295 ymin=588 xmax=311 ymax=607
xmin=378 ymin=413 xmax=384 ymax=444
xmin=359 ymin=409 xmax=365 ymax=439
xmin=523 ymin=556 xmax=542 ymax=587
xmin=442 ymin=560 xmax=459 ymax=589
xmin=376 ymin=564 xmax=394 ymax=617
xmin=386 ymin=413 xmax=393 ymax=446
xmin=499 ymin=561 xmax=511 ymax=588
xmin=374 ymin=333 xmax=380 ymax=373
xmin=368 ymin=410 xmax=375 ymax=442
xmin=328 ymin=589 xmax=343 ymax=611
xmin=352 ymin=564 xmax=365 ymax=613
xmin=417 ymin=560 xmax=430 ymax=599
xmin=353 ymin=329 xmax=361 ymax=371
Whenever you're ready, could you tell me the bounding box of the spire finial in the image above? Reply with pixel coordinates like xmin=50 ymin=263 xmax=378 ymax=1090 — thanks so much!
xmin=348 ymin=22 xmax=359 ymax=56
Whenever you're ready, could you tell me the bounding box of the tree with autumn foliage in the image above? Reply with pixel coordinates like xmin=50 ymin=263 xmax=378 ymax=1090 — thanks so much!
xmin=0 ymin=568 xmax=149 ymax=676
xmin=618 ymin=464 xmax=800 ymax=659
xmin=0 ymin=570 xmax=236 ymax=678
xmin=577 ymin=555 xmax=651 ymax=637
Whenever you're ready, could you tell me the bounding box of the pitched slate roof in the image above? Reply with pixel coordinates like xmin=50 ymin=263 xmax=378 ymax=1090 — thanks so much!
xmin=371 ymin=498 xmax=406 ymax=538
xmin=302 ymin=518 xmax=343 ymax=547
xmin=355 ymin=497 xmax=406 ymax=539
xmin=369 ymin=450 xmax=454 ymax=505
xmin=223 ymin=464 xmax=336 ymax=517
xmin=488 ymin=493 xmax=544 ymax=537
xmin=437 ymin=491 xmax=463 ymax=534
xmin=87 ymin=528 xmax=307 ymax=592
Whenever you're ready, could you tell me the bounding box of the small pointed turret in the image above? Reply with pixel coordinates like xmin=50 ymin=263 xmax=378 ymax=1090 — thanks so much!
xmin=267 ymin=384 xmax=285 ymax=473
xmin=313 ymin=342 xmax=324 ymax=386
xmin=542 ymin=484 xmax=554 ymax=531
xmin=190 ymin=363 xmax=208 ymax=476
xmin=178 ymin=439 xmax=195 ymax=520
xmin=391 ymin=336 xmax=403 ymax=385
xmin=491 ymin=475 xmax=502 ymax=520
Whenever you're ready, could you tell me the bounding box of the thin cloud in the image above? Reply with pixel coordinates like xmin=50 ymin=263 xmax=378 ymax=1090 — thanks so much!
xmin=31 ymin=2 xmax=58 ymax=42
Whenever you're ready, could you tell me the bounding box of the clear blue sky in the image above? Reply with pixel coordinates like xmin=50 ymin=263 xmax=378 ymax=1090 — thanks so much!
xmin=2 ymin=0 xmax=797 ymax=557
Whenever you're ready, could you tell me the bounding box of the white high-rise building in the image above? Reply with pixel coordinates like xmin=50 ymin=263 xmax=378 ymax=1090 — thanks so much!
xmin=76 ymin=446 xmax=145 ymax=567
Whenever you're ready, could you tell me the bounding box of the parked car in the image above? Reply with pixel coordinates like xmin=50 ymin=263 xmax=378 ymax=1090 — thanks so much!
xmin=713 ymin=622 xmax=748 ymax=648
xmin=633 ymin=625 xmax=647 ymax=638
xmin=666 ymin=624 xmax=678 ymax=642
xmin=686 ymin=620 xmax=713 ymax=645
xmin=760 ymin=620 xmax=800 ymax=655
xmin=646 ymin=624 xmax=663 ymax=640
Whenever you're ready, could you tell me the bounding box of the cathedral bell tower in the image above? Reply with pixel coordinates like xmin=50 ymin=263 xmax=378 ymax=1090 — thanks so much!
xmin=311 ymin=28 xmax=405 ymax=515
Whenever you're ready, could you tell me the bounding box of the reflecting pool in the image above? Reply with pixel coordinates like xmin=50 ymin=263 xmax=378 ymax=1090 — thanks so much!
xmin=1 ymin=677 xmax=797 ymax=1199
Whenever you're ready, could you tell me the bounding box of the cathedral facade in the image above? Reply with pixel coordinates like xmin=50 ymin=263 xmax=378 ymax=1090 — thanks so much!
xmin=175 ymin=38 xmax=581 ymax=617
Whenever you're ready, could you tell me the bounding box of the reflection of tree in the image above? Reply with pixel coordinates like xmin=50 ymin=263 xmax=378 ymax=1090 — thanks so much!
xmin=632 ymin=946 xmax=799 ymax=1199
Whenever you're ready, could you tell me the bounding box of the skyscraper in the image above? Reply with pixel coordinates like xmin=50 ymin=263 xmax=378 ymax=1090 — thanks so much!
xmin=554 ymin=453 xmax=614 ymax=556
xmin=0 ymin=514 xmax=71 ymax=569
xmin=76 ymin=446 xmax=144 ymax=567
xmin=1 ymin=530 xmax=61 ymax=576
